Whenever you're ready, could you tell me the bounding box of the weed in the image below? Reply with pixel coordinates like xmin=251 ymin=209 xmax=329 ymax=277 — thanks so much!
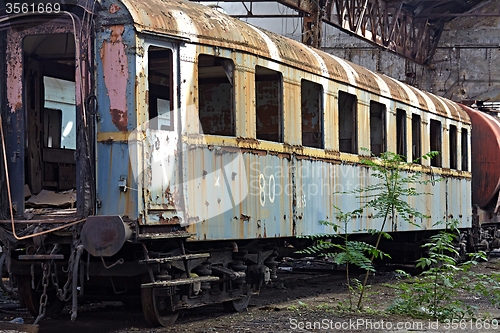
xmin=387 ymin=220 xmax=494 ymax=320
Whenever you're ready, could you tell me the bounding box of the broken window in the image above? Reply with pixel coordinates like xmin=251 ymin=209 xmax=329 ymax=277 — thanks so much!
xmin=256 ymin=66 xmax=283 ymax=142
xmin=198 ymin=54 xmax=235 ymax=136
xmin=461 ymin=128 xmax=468 ymax=171
xmin=396 ymin=108 xmax=407 ymax=158
xmin=338 ymin=91 xmax=357 ymax=154
xmin=301 ymin=80 xmax=323 ymax=148
xmin=148 ymin=47 xmax=173 ymax=131
xmin=430 ymin=119 xmax=442 ymax=167
xmin=412 ymin=114 xmax=421 ymax=163
xmin=449 ymin=125 xmax=457 ymax=169
xmin=369 ymin=101 xmax=386 ymax=156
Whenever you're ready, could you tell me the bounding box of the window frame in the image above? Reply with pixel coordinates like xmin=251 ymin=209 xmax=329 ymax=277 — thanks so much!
xmin=197 ymin=54 xmax=236 ymax=136
xmin=396 ymin=108 xmax=407 ymax=158
xmin=369 ymin=100 xmax=386 ymax=156
xmin=411 ymin=114 xmax=422 ymax=163
xmin=338 ymin=91 xmax=358 ymax=154
xmin=147 ymin=46 xmax=174 ymax=131
xmin=301 ymin=79 xmax=324 ymax=149
xmin=255 ymin=65 xmax=284 ymax=143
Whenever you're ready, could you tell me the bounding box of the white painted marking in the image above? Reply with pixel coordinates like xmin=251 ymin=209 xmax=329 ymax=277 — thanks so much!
xmin=433 ymin=97 xmax=454 ymax=119
xmin=373 ymin=74 xmax=392 ymax=99
xmin=247 ymin=24 xmax=281 ymax=61
xmin=308 ymin=48 xmax=329 ymax=77
xmin=386 ymin=76 xmax=420 ymax=108
xmin=325 ymin=54 xmax=358 ymax=86
xmin=412 ymin=89 xmax=437 ymax=114
xmin=171 ymin=9 xmax=199 ymax=38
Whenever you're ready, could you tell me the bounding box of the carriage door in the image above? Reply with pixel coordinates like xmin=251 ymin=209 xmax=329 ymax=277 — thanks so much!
xmin=24 ymin=34 xmax=77 ymax=208
xmin=143 ymin=45 xmax=180 ymax=224
xmin=0 ymin=31 xmax=80 ymax=217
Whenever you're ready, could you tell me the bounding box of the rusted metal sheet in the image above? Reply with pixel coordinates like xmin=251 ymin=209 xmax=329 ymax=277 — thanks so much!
xmin=99 ymin=0 xmax=470 ymax=124
xmin=461 ymin=105 xmax=500 ymax=209
xmin=144 ymin=129 xmax=180 ymax=211
xmin=6 ymin=33 xmax=22 ymax=114
xmin=100 ymin=25 xmax=129 ymax=132
xmin=95 ymin=23 xmax=138 ymax=219
xmin=184 ymin=148 xmax=293 ymax=240
xmin=181 ymin=148 xmax=471 ymax=240
xmin=94 ymin=0 xmax=474 ymax=238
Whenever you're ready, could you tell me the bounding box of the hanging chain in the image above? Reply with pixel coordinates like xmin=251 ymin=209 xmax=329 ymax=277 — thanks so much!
xmin=51 ymin=249 xmax=75 ymax=302
xmin=33 ymin=261 xmax=51 ymax=325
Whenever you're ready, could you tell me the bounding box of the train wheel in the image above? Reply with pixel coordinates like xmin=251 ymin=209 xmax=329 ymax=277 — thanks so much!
xmin=141 ymin=286 xmax=179 ymax=327
xmin=222 ymin=294 xmax=251 ymax=312
xmin=16 ymin=274 xmax=65 ymax=318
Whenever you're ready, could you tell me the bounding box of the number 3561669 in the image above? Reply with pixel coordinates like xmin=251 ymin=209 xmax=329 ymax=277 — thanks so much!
xmin=5 ymin=2 xmax=61 ymax=14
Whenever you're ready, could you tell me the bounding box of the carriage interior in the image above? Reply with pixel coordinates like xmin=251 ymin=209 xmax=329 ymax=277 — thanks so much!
xmin=21 ymin=33 xmax=77 ymax=217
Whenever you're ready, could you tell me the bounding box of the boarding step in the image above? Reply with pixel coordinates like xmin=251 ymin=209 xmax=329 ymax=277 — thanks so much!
xmin=137 ymin=231 xmax=194 ymax=241
xmin=141 ymin=276 xmax=219 ymax=288
xmin=139 ymin=253 xmax=210 ymax=264
xmin=18 ymin=254 xmax=64 ymax=260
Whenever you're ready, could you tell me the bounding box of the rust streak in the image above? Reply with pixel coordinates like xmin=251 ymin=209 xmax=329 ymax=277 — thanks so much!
xmin=100 ymin=25 xmax=129 ymax=131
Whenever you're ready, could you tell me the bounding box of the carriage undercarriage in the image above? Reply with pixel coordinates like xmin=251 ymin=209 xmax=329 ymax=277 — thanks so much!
xmin=5 ymin=218 xmax=277 ymax=327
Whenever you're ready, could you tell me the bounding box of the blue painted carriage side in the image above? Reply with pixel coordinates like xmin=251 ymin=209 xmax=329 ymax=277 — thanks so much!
xmin=185 ymin=149 xmax=294 ymax=240
xmin=95 ymin=24 xmax=137 ymax=133
xmin=95 ymin=141 xmax=138 ymax=218
xmin=95 ymin=24 xmax=139 ymax=219
xmin=184 ymin=149 xmax=472 ymax=241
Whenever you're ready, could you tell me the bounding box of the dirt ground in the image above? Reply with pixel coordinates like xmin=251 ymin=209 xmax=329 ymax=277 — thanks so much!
xmin=1 ymin=258 xmax=500 ymax=333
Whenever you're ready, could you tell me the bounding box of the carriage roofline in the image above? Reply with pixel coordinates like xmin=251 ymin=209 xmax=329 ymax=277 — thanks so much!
xmin=99 ymin=0 xmax=469 ymax=124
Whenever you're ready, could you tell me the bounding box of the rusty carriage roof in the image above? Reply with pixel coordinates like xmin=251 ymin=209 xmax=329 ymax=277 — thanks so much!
xmin=102 ymin=0 xmax=470 ymax=124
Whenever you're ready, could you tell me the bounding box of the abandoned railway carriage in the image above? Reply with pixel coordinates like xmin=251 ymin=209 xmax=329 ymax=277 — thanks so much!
xmin=0 ymin=0 xmax=489 ymax=327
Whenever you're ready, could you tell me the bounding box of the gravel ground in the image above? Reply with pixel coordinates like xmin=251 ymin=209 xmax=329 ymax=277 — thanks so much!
xmin=0 ymin=258 xmax=499 ymax=333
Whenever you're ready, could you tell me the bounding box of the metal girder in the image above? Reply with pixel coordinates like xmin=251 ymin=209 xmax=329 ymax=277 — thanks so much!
xmin=324 ymin=0 xmax=444 ymax=65
xmin=192 ymin=0 xmax=488 ymax=65
xmin=267 ymin=0 xmax=446 ymax=64
xmin=301 ymin=0 xmax=322 ymax=47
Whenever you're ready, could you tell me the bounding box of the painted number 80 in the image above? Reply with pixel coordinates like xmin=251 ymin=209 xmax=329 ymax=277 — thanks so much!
xmin=259 ymin=174 xmax=275 ymax=206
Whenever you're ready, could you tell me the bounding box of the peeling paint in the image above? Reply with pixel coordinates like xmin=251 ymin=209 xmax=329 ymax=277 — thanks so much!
xmin=109 ymin=3 xmax=121 ymax=14
xmin=100 ymin=25 xmax=129 ymax=131
xmin=6 ymin=34 xmax=23 ymax=113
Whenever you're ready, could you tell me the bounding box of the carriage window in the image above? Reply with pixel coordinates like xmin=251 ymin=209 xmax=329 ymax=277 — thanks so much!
xmin=449 ymin=125 xmax=457 ymax=169
xmin=369 ymin=101 xmax=386 ymax=156
xmin=461 ymin=128 xmax=468 ymax=171
xmin=412 ymin=114 xmax=421 ymax=163
xmin=338 ymin=91 xmax=357 ymax=154
xmin=255 ymin=66 xmax=283 ymax=142
xmin=301 ymin=80 xmax=323 ymax=148
xmin=430 ymin=119 xmax=442 ymax=167
xmin=148 ymin=47 xmax=173 ymax=130
xmin=198 ymin=55 xmax=235 ymax=136
xmin=396 ymin=109 xmax=406 ymax=158
xmin=44 ymin=77 xmax=76 ymax=149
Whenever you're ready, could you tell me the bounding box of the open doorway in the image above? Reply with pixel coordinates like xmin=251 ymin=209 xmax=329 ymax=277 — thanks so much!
xmin=23 ymin=33 xmax=77 ymax=211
